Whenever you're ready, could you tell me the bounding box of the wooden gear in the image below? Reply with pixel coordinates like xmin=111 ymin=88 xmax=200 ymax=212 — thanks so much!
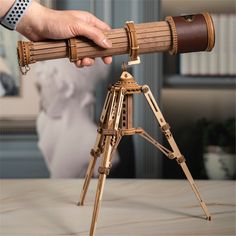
xmin=78 ymin=19 xmax=211 ymax=236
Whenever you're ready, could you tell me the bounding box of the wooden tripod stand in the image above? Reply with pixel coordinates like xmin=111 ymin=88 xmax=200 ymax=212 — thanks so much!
xmin=78 ymin=65 xmax=211 ymax=236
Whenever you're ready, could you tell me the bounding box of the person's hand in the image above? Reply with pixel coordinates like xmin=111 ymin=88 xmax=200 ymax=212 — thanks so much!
xmin=16 ymin=1 xmax=112 ymax=67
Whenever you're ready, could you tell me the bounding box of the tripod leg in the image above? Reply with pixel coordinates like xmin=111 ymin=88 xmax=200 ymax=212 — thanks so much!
xmin=138 ymin=129 xmax=211 ymax=220
xmin=78 ymin=90 xmax=113 ymax=206
xmin=79 ymin=131 xmax=121 ymax=206
xmin=78 ymin=156 xmax=97 ymax=206
xmin=110 ymin=133 xmax=122 ymax=162
xmin=90 ymin=88 xmax=125 ymax=236
xmin=142 ymin=85 xmax=211 ymax=220
xmin=90 ymin=137 xmax=113 ymax=236
xmin=179 ymin=161 xmax=211 ymax=220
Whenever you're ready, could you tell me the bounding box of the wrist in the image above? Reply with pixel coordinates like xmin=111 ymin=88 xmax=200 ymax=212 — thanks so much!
xmin=0 ymin=0 xmax=33 ymax=30
xmin=16 ymin=1 xmax=49 ymax=40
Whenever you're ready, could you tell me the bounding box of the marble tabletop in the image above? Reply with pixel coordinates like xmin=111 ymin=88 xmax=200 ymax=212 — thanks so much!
xmin=0 ymin=179 xmax=235 ymax=236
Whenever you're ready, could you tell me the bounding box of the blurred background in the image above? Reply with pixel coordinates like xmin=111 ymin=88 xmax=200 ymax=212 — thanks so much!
xmin=0 ymin=0 xmax=235 ymax=180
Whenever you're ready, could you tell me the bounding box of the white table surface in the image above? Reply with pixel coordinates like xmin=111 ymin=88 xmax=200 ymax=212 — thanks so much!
xmin=0 ymin=179 xmax=235 ymax=236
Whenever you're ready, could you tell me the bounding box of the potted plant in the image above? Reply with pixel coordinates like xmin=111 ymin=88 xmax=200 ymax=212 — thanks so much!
xmin=202 ymin=118 xmax=235 ymax=180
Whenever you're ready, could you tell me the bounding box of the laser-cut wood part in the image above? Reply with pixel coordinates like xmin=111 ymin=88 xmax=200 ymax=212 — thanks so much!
xmin=15 ymin=12 xmax=215 ymax=236
xmin=79 ymin=66 xmax=211 ymax=236
xmin=17 ymin=12 xmax=215 ymax=74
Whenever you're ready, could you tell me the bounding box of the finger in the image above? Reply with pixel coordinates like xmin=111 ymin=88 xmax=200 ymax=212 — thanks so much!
xmin=75 ymin=21 xmax=112 ymax=48
xmin=102 ymin=56 xmax=112 ymax=65
xmin=81 ymin=58 xmax=95 ymax=66
xmin=75 ymin=60 xmax=84 ymax=68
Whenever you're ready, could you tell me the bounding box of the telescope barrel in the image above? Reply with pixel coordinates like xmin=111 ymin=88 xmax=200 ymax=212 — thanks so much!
xmin=17 ymin=12 xmax=215 ymax=70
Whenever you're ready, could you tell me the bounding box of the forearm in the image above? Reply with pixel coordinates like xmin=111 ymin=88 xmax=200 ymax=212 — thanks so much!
xmin=1 ymin=0 xmax=112 ymax=66
xmin=0 ymin=0 xmax=15 ymax=18
xmin=0 ymin=0 xmax=47 ymax=40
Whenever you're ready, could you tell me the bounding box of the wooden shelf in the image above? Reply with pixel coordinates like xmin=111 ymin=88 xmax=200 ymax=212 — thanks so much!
xmin=164 ymin=75 xmax=236 ymax=89
xmin=0 ymin=118 xmax=37 ymax=134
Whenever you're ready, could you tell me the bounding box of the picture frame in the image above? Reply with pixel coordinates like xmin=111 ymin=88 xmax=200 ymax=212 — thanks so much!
xmin=0 ymin=0 xmax=55 ymax=121
xmin=0 ymin=32 xmax=40 ymax=120
xmin=0 ymin=27 xmax=20 ymax=97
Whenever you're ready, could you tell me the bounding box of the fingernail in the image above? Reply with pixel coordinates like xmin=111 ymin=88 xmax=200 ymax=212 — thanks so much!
xmin=102 ymin=38 xmax=112 ymax=48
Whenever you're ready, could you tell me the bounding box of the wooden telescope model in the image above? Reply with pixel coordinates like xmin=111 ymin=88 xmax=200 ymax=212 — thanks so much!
xmin=18 ymin=13 xmax=215 ymax=236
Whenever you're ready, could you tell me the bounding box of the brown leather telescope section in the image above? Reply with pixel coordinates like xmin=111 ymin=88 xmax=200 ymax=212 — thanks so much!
xmin=166 ymin=12 xmax=215 ymax=54
xmin=17 ymin=12 xmax=215 ymax=71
